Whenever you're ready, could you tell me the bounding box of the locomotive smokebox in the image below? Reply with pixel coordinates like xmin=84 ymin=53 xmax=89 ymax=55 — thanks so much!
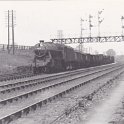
xmin=39 ymin=40 xmax=44 ymax=43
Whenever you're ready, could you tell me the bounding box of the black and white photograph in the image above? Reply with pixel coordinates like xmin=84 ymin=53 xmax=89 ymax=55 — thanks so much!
xmin=0 ymin=0 xmax=124 ymax=124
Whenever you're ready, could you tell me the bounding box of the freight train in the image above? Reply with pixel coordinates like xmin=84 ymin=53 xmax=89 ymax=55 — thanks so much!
xmin=33 ymin=40 xmax=114 ymax=73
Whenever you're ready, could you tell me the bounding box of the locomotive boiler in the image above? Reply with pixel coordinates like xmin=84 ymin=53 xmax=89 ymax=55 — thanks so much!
xmin=33 ymin=40 xmax=114 ymax=73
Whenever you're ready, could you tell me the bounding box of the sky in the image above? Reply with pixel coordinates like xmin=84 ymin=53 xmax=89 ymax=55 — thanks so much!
xmin=0 ymin=0 xmax=124 ymax=55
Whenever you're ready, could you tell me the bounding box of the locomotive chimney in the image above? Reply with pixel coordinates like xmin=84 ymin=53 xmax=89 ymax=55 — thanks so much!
xmin=39 ymin=40 xmax=44 ymax=43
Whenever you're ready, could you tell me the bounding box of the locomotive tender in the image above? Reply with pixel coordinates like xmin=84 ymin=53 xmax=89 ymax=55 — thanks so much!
xmin=33 ymin=40 xmax=114 ymax=73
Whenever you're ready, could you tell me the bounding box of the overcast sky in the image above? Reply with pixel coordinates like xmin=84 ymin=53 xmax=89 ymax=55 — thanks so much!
xmin=0 ymin=0 xmax=124 ymax=55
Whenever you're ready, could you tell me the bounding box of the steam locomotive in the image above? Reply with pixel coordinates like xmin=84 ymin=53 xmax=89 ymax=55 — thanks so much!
xmin=33 ymin=40 xmax=114 ymax=73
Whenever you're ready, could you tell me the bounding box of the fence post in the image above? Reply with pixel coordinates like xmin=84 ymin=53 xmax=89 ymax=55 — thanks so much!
xmin=3 ymin=44 xmax=5 ymax=51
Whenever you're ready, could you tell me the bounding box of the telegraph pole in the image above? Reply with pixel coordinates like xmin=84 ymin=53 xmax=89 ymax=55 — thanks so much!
xmin=12 ymin=10 xmax=15 ymax=55
xmin=57 ymin=30 xmax=63 ymax=44
xmin=80 ymin=18 xmax=87 ymax=52
xmin=89 ymin=14 xmax=93 ymax=38
xmin=89 ymin=15 xmax=91 ymax=37
xmin=98 ymin=11 xmax=100 ymax=37
xmin=80 ymin=18 xmax=83 ymax=38
xmin=121 ymin=16 xmax=124 ymax=36
xmin=57 ymin=30 xmax=63 ymax=39
xmin=7 ymin=10 xmax=10 ymax=53
xmin=98 ymin=10 xmax=104 ymax=37
xmin=89 ymin=14 xmax=93 ymax=43
xmin=80 ymin=18 xmax=83 ymax=52
xmin=6 ymin=10 xmax=16 ymax=54
xmin=80 ymin=18 xmax=87 ymax=37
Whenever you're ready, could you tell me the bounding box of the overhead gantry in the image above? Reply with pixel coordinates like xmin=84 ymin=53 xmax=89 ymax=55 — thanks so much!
xmin=51 ymin=36 xmax=124 ymax=44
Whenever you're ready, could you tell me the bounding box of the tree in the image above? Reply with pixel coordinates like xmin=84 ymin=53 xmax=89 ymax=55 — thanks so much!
xmin=106 ymin=49 xmax=116 ymax=56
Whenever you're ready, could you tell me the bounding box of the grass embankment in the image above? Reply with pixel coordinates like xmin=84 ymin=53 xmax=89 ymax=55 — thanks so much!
xmin=0 ymin=50 xmax=34 ymax=74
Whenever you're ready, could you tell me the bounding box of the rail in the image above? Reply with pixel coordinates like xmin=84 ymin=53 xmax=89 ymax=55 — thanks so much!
xmin=50 ymin=72 xmax=122 ymax=124
xmin=0 ymin=64 xmax=122 ymax=105
xmin=0 ymin=63 xmax=123 ymax=124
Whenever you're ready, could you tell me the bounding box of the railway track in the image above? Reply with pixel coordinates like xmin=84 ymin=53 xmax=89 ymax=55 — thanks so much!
xmin=49 ymin=72 xmax=122 ymax=124
xmin=0 ymin=64 xmax=120 ymax=104
xmin=0 ymin=63 xmax=119 ymax=98
xmin=0 ymin=63 xmax=111 ymax=82
xmin=0 ymin=72 xmax=35 ymax=82
xmin=0 ymin=63 xmax=117 ymax=89
xmin=0 ymin=63 xmax=123 ymax=124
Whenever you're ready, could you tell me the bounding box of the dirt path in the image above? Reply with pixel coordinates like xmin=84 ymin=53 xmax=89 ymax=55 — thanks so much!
xmin=85 ymin=76 xmax=124 ymax=124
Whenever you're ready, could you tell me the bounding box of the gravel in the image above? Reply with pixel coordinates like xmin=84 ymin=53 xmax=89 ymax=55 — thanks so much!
xmin=9 ymin=68 xmax=124 ymax=124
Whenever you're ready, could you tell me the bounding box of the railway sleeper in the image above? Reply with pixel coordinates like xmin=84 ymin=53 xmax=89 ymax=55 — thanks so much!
xmin=1 ymin=101 xmax=7 ymax=105
xmin=0 ymin=66 xmax=107 ymax=93
xmin=0 ymin=68 xmax=121 ymax=106
xmin=19 ymin=96 xmax=23 ymax=99
xmin=0 ymin=67 xmax=83 ymax=90
xmin=24 ymin=94 xmax=28 ymax=98
xmin=8 ymin=99 xmax=13 ymax=103
xmin=0 ymin=77 xmax=107 ymax=124
xmin=23 ymin=108 xmax=30 ymax=116
xmin=6 ymin=89 xmax=11 ymax=93
xmin=0 ymin=116 xmax=11 ymax=124
xmin=0 ymin=79 xmax=49 ymax=94
xmin=0 ymin=68 xmax=123 ymax=124
xmin=14 ymin=98 xmax=18 ymax=101
xmin=60 ymin=73 xmax=123 ymax=119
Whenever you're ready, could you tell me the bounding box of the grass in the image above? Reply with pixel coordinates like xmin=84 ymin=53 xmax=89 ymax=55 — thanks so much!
xmin=0 ymin=49 xmax=34 ymax=74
